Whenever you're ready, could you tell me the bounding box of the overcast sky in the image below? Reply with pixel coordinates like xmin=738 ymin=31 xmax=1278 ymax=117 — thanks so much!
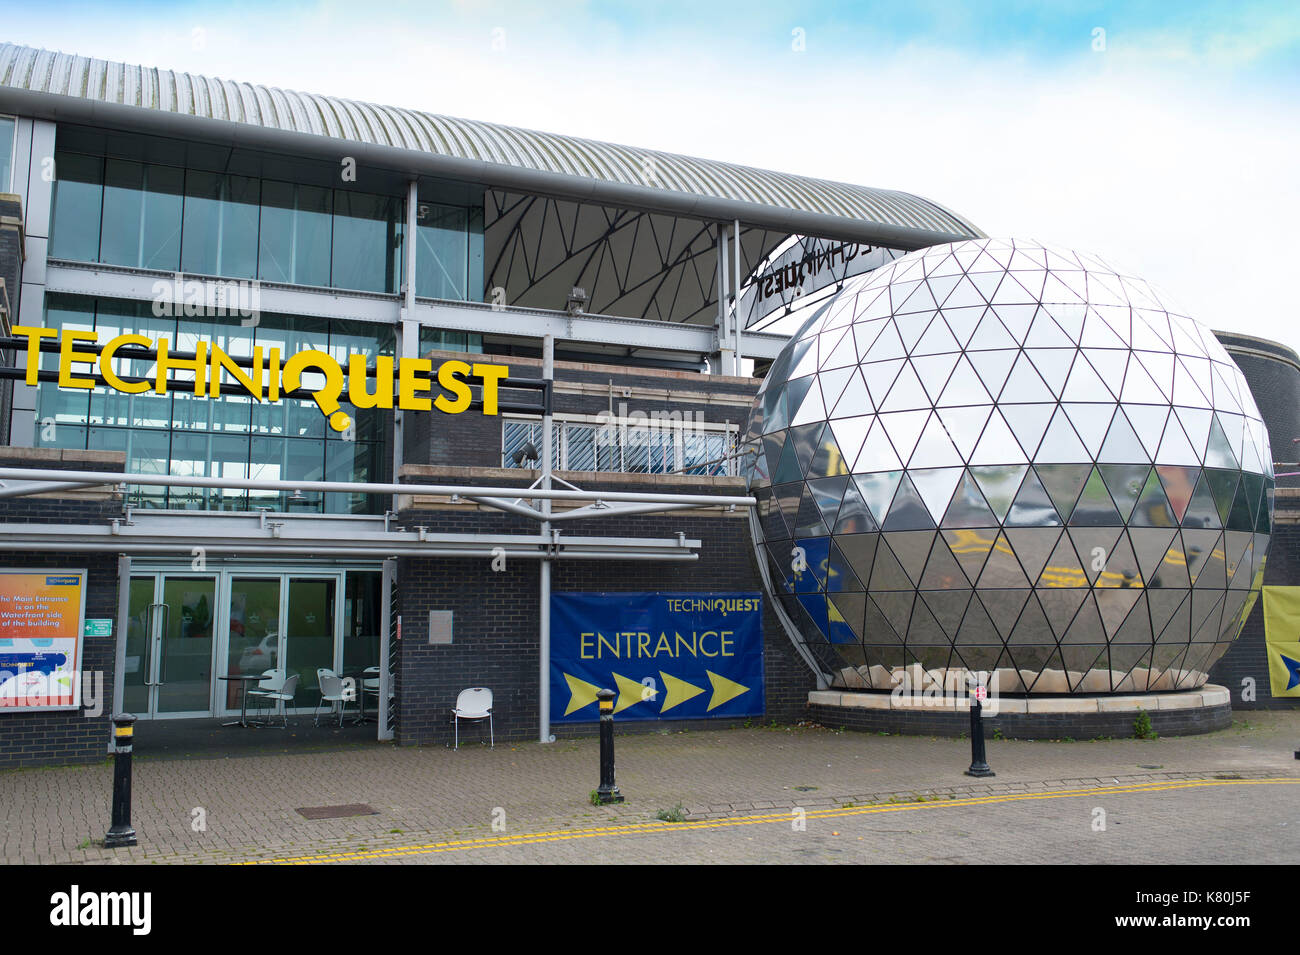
xmin=7 ymin=1 xmax=1299 ymax=352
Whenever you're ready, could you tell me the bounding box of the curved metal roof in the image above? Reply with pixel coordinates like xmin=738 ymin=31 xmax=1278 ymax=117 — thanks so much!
xmin=0 ymin=42 xmax=982 ymax=247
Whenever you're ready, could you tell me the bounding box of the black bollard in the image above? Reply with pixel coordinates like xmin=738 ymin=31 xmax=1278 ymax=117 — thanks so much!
xmin=104 ymin=713 xmax=138 ymax=848
xmin=595 ymin=688 xmax=623 ymax=804
xmin=964 ymin=690 xmax=995 ymax=778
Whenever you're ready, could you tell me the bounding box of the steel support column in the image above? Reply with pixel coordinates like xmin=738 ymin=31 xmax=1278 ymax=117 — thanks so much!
xmin=539 ymin=334 xmax=555 ymax=743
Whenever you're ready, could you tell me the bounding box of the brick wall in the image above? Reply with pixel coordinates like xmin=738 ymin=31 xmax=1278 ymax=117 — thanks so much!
xmin=0 ymin=449 xmax=125 ymax=768
xmin=391 ymin=471 xmax=817 ymax=746
xmin=1209 ymin=512 xmax=1300 ymax=710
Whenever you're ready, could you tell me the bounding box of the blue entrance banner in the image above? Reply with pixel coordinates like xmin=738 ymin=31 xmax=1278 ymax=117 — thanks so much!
xmin=550 ymin=592 xmax=764 ymax=722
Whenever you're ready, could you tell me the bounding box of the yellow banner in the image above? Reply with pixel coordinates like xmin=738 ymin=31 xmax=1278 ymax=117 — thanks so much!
xmin=1261 ymin=586 xmax=1300 ymax=697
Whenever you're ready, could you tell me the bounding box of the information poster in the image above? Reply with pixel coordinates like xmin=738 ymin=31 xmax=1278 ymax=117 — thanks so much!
xmin=0 ymin=570 xmax=87 ymax=710
xmin=550 ymin=592 xmax=764 ymax=722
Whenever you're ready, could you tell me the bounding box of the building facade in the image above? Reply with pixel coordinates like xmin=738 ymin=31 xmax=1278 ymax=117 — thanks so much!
xmin=0 ymin=43 xmax=1292 ymax=767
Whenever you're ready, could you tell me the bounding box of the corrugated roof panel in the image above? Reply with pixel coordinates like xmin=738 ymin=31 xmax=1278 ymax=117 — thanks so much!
xmin=0 ymin=42 xmax=982 ymax=241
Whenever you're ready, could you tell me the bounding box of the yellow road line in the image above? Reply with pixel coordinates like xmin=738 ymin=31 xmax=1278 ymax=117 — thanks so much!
xmin=241 ymin=776 xmax=1300 ymax=865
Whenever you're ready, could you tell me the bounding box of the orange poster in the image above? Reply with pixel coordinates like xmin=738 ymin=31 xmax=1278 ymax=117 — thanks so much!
xmin=0 ymin=570 xmax=87 ymax=710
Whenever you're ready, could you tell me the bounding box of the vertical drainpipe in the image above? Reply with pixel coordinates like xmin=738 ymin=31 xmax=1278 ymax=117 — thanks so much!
xmin=734 ymin=219 xmax=743 ymax=377
xmin=539 ymin=334 xmax=555 ymax=742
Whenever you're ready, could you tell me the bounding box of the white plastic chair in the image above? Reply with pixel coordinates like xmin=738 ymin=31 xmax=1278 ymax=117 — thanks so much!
xmin=246 ymin=668 xmax=286 ymax=721
xmin=260 ymin=673 xmax=299 ymax=728
xmin=314 ymin=669 xmax=350 ymax=726
xmin=452 ymin=688 xmax=493 ymax=749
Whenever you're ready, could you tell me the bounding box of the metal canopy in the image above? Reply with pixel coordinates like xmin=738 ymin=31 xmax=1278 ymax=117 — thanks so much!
xmin=0 ymin=466 xmax=753 ymax=561
xmin=0 ymin=42 xmax=983 ymax=250
xmin=486 ymin=192 xmax=797 ymax=326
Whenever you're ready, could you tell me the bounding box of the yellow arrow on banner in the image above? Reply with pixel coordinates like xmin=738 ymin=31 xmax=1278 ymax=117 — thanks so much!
xmin=658 ymin=671 xmax=705 ymax=713
xmin=562 ymin=672 xmax=602 ymax=716
xmin=613 ymin=672 xmax=653 ymax=713
xmin=706 ymin=670 xmax=750 ymax=711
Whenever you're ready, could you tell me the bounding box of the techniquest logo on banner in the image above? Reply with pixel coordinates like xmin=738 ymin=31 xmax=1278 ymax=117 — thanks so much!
xmin=49 ymin=885 xmax=151 ymax=935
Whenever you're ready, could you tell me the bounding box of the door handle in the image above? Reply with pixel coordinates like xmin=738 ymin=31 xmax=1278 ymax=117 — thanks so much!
xmin=142 ymin=602 xmax=165 ymax=686
xmin=157 ymin=603 xmax=171 ymax=685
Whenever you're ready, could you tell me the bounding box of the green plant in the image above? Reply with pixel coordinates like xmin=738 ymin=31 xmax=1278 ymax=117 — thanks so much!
xmin=1134 ymin=708 xmax=1157 ymax=740
xmin=656 ymin=802 xmax=687 ymax=823
xmin=992 ymin=727 xmax=1005 ymax=741
xmin=589 ymin=789 xmax=601 ymax=806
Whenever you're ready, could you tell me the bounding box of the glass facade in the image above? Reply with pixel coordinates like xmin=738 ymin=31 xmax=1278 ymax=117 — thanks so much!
xmin=49 ymin=147 xmax=483 ymax=299
xmin=36 ymin=294 xmax=392 ymax=513
xmin=416 ymin=203 xmax=483 ymax=301
xmin=0 ymin=116 xmax=16 ymax=193
xmin=742 ymin=238 xmax=1273 ymax=694
xmin=419 ymin=326 xmax=483 ymax=356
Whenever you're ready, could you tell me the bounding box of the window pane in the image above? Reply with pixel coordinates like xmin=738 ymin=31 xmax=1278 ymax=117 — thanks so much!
xmin=259 ymin=181 xmax=332 ymax=287
xmin=49 ymin=152 xmax=103 ymax=262
xmin=285 ymin=578 xmax=336 ymax=698
xmin=625 ymin=428 xmax=675 ymax=473
xmin=328 ymin=319 xmax=396 ymax=363
xmin=684 ymin=432 xmax=729 ymax=475
xmin=36 ymin=295 xmax=95 ymax=429
xmin=468 ymin=206 xmax=484 ymax=302
xmin=342 ymin=572 xmax=382 ymax=673
xmin=565 ymin=425 xmax=596 ymax=471
xmin=419 ymin=326 xmax=483 ymax=355
xmin=90 ymin=298 xmax=173 ymax=429
xmin=90 ymin=426 xmax=169 ymax=508
xmin=501 ymin=420 xmax=559 ymax=468
xmin=0 ymin=117 xmax=14 ymax=192
xmin=252 ymin=315 xmax=328 ymax=439
xmin=503 ymin=420 xmax=541 ymax=469
xmin=181 ymin=170 xmax=260 ymax=279
xmin=99 ymin=159 xmax=183 ymax=270
xmin=326 ymin=440 xmax=383 ymax=514
xmin=332 ymin=190 xmax=403 ymax=293
xmin=416 ymin=203 xmax=467 ymax=300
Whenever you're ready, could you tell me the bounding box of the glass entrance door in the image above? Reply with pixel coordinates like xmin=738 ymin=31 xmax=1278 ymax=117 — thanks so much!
xmin=123 ymin=573 xmax=219 ymax=717
xmin=217 ymin=572 xmax=344 ymax=716
xmin=284 ymin=577 xmax=337 ymax=706
xmin=224 ymin=577 xmax=281 ymax=709
xmin=119 ymin=565 xmax=377 ymax=720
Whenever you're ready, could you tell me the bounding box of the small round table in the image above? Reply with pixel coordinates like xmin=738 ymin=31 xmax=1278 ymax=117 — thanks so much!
xmin=219 ymin=674 xmax=265 ymax=728
xmin=342 ymin=670 xmax=381 ymax=725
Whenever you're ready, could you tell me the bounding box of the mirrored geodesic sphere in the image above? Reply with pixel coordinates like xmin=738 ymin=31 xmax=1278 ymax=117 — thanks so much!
xmin=740 ymin=238 xmax=1272 ymax=694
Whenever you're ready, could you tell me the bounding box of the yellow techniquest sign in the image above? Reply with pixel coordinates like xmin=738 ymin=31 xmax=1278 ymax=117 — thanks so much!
xmin=11 ymin=325 xmax=509 ymax=432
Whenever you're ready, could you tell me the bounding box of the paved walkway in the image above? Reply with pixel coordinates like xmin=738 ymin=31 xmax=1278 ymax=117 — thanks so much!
xmin=3 ymin=712 xmax=1298 ymax=864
